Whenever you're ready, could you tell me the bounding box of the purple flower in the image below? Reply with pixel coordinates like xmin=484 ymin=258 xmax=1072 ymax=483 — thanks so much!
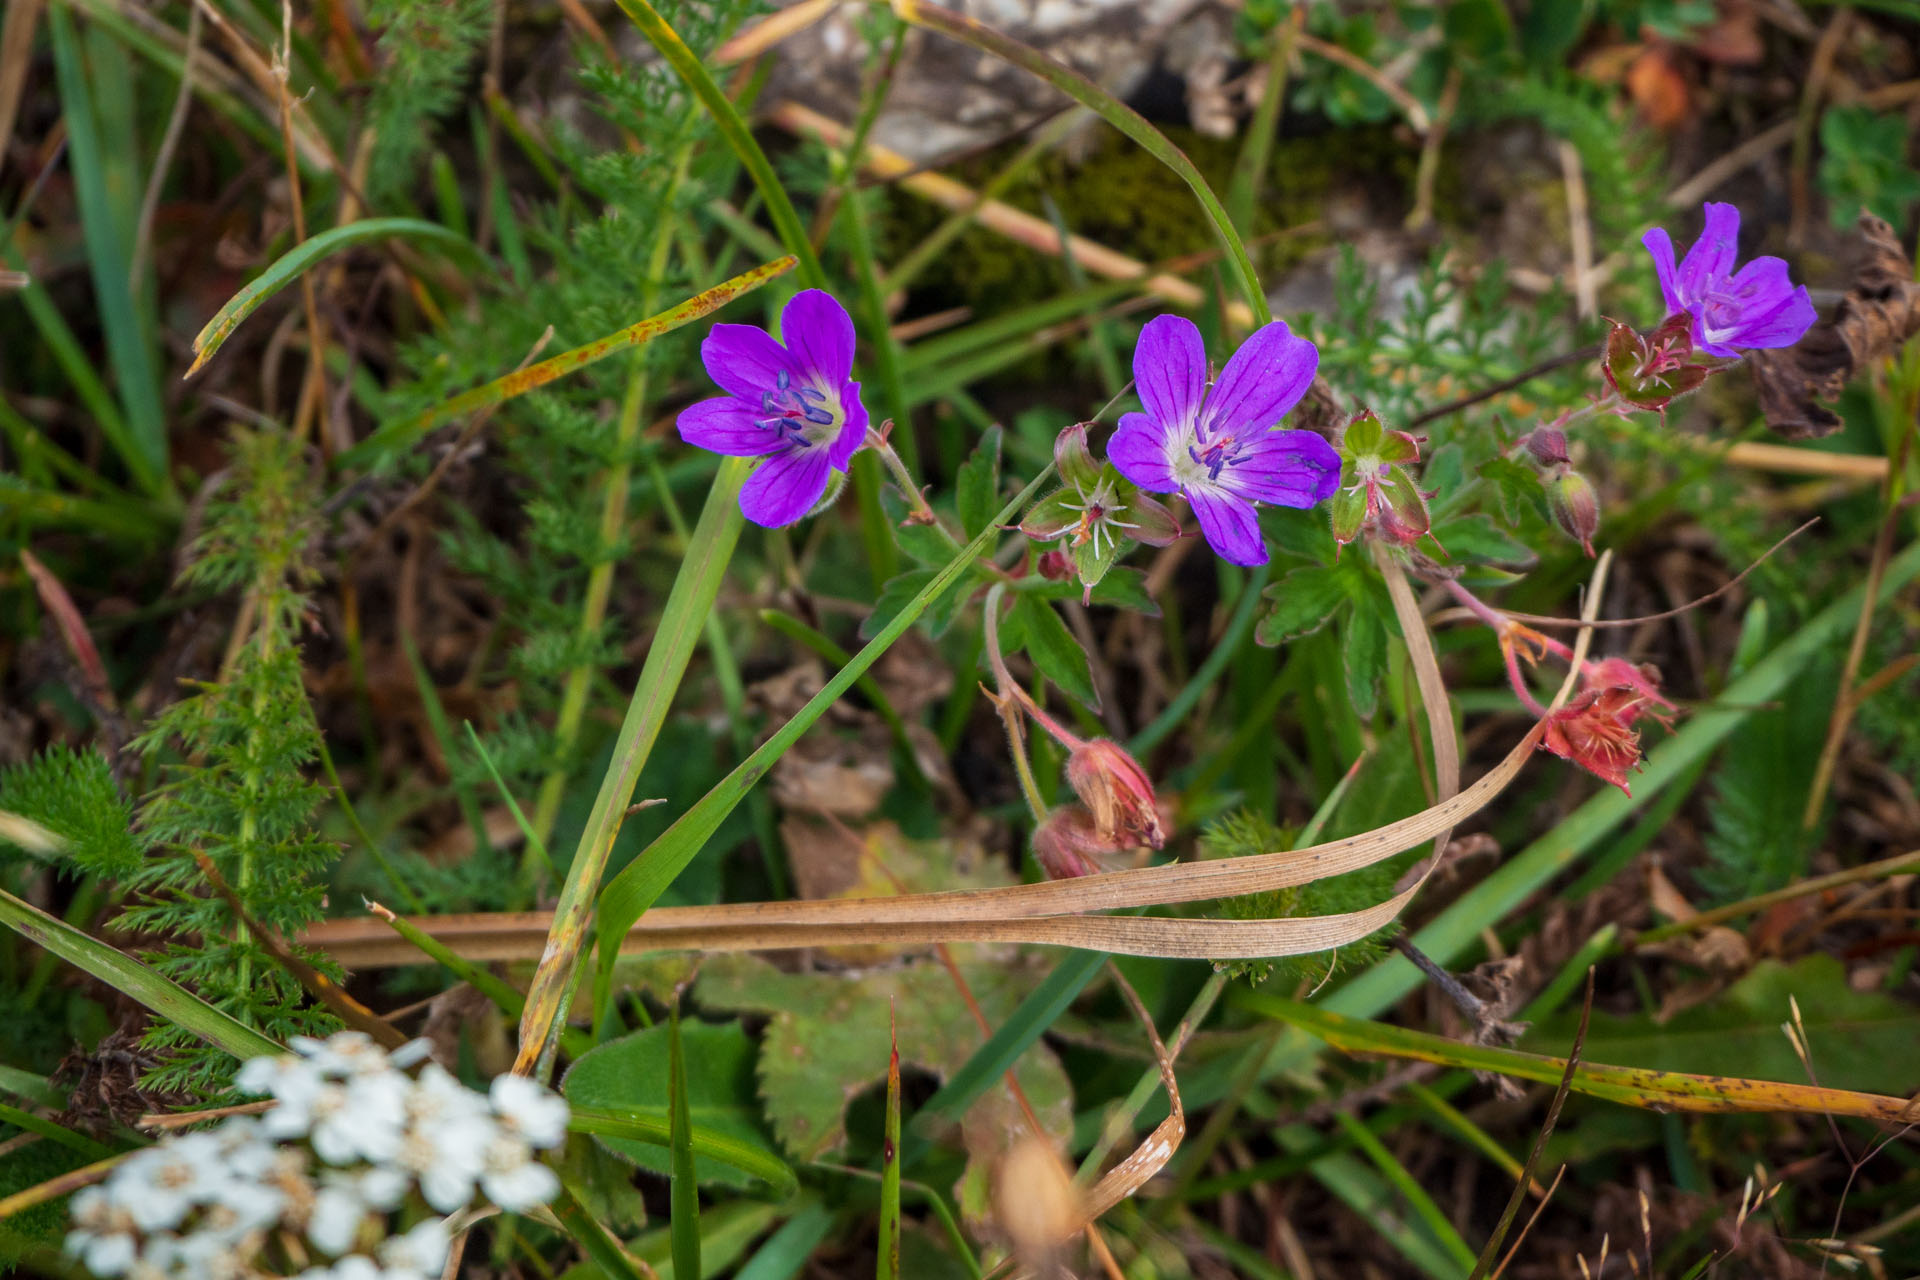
xmin=1107 ymin=315 xmax=1340 ymax=567
xmin=1642 ymin=202 xmax=1816 ymax=359
xmin=677 ymin=289 xmax=868 ymax=527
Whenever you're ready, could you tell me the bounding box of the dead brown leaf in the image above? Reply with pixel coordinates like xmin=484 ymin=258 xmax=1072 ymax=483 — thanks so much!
xmin=1752 ymin=213 xmax=1920 ymax=439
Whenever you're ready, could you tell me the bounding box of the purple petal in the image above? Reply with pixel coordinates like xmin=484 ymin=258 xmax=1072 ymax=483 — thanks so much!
xmin=823 ymin=380 xmax=869 ymax=471
xmin=1133 ymin=315 xmax=1207 ymax=431
xmin=1720 ymin=257 xmax=1817 ymax=350
xmin=677 ymin=396 xmax=782 ymax=457
xmin=1108 ymin=412 xmax=1178 ymax=493
xmin=781 ymin=289 xmax=857 ymax=385
xmin=1222 ymin=429 xmax=1341 ymax=507
xmin=702 ymin=323 xmax=804 ymax=401
xmin=1642 ymin=227 xmax=1685 ymax=317
xmin=739 ymin=447 xmax=832 ymax=528
xmin=1677 ymin=202 xmax=1741 ymax=300
xmin=1200 ymin=321 xmax=1318 ymax=436
xmin=1731 ymin=285 xmax=1817 ymax=350
xmin=1186 ymin=485 xmax=1267 ymax=566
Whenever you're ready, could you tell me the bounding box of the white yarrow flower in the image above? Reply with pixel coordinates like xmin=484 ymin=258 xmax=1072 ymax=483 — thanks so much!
xmin=308 ymin=1069 xmax=409 ymax=1166
xmin=489 ymin=1073 xmax=569 ymax=1149
xmin=71 ymin=1031 xmax=567 ymax=1280
xmin=109 ymin=1134 xmax=225 ymax=1232
xmin=479 ymin=1134 xmax=561 ymax=1212
xmin=378 ymin=1216 xmax=452 ymax=1279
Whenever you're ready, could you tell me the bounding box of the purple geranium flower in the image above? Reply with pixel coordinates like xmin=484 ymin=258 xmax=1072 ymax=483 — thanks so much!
xmin=1107 ymin=315 xmax=1340 ymax=567
xmin=1642 ymin=202 xmax=1816 ymax=359
xmin=677 ymin=289 xmax=868 ymax=527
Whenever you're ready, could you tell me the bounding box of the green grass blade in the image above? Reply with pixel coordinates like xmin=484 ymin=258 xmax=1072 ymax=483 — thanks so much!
xmin=0 ymin=887 xmax=279 ymax=1061
xmin=0 ymin=1066 xmax=65 ymax=1109
xmin=43 ymin=6 xmax=167 ymax=496
xmin=401 ymin=633 xmax=494 ymax=860
xmin=568 ymin=1104 xmax=799 ymax=1197
xmin=890 ymin=0 xmax=1267 ymax=325
xmin=1332 ymin=1110 xmax=1477 ymax=1276
xmin=910 ymin=948 xmax=1105 ymax=1142
xmin=516 ymin=458 xmax=751 ymax=1073
xmin=338 ymin=257 xmax=794 ymax=469
xmin=668 ymin=1007 xmax=702 ymax=1280
xmin=188 ymin=217 xmax=480 ymax=374
xmin=0 ymin=1100 xmax=115 ymax=1160
xmin=1129 ymin=562 xmax=1271 ymax=753
xmin=735 ymin=1201 xmax=837 ymax=1280
xmin=877 ymin=1011 xmax=901 ymax=1280
xmin=551 ymin=1183 xmax=652 ymax=1280
xmin=610 ymin=0 xmax=826 ymax=290
xmin=592 ymin=464 xmax=1057 ymax=964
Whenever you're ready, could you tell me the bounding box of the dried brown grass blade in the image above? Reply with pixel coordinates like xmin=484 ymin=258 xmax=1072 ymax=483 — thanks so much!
xmin=304 ymin=720 xmax=1547 ymax=966
xmin=1079 ymin=967 xmax=1184 ymax=1224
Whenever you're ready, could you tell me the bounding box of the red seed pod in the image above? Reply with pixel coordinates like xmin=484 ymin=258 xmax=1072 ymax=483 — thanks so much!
xmin=1030 ymin=806 xmax=1114 ymax=879
xmin=1064 ymin=738 xmax=1166 ymax=850
xmin=1036 ymin=549 xmax=1074 ymax=581
xmin=1524 ymin=426 xmax=1570 ymax=467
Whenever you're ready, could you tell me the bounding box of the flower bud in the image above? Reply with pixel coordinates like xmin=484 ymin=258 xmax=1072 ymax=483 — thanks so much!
xmin=1036 ymin=549 xmax=1073 ymax=581
xmin=1524 ymin=426 xmax=1569 ymax=467
xmin=1545 ymin=465 xmax=1599 ymax=557
xmin=1064 ymin=738 xmax=1165 ymax=850
xmin=1031 ymin=806 xmax=1114 ymax=879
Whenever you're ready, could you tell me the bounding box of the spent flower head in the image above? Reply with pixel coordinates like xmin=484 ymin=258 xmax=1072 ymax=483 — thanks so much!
xmin=1329 ymin=411 xmax=1431 ymax=548
xmin=1109 ymin=315 xmax=1340 ymax=566
xmin=677 ymin=289 xmax=868 ymax=528
xmin=1643 ymin=202 xmax=1816 ymax=359
xmin=1020 ymin=423 xmax=1177 ymax=601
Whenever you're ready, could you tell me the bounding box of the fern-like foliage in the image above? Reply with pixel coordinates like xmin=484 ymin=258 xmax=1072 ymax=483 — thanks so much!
xmin=378 ymin=0 xmax=761 ymax=832
xmin=362 ymin=0 xmax=493 ymax=205
xmin=0 ymin=745 xmax=142 ymax=878
xmin=119 ymin=432 xmax=339 ymax=1093
xmin=1695 ymin=647 xmax=1839 ymax=905
xmin=1199 ymin=808 xmax=1394 ymax=986
xmin=1464 ymin=72 xmax=1668 ymax=256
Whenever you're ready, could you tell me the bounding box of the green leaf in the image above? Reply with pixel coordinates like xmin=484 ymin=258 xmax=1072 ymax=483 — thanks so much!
xmin=1523 ymin=956 xmax=1920 ymax=1097
xmin=189 ymin=219 xmax=481 ymax=374
xmin=1431 ymin=513 xmax=1535 ymax=568
xmin=1342 ymin=605 xmax=1388 ymax=720
xmin=1010 ymin=594 xmax=1098 ymax=710
xmin=1256 ymin=565 xmax=1348 ymax=645
xmin=956 ymin=426 xmax=1005 ymax=538
xmin=695 ymin=953 xmax=1072 ymax=1192
xmin=1087 ymin=567 xmax=1160 ymax=616
xmin=1476 ymin=455 xmax=1541 ymax=527
xmin=0 ymin=887 xmax=279 ymax=1061
xmin=563 ymin=1020 xmax=788 ymax=1191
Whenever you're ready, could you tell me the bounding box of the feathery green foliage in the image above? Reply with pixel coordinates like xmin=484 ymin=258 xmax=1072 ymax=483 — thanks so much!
xmin=1200 ymin=808 xmax=1393 ymax=986
xmin=362 ymin=0 xmax=494 ymax=205
xmin=118 ymin=432 xmax=338 ymax=1093
xmin=0 ymin=746 xmax=142 ymax=878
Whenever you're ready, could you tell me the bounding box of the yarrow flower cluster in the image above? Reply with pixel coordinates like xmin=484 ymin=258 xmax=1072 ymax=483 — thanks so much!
xmin=67 ymin=1032 xmax=568 ymax=1280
